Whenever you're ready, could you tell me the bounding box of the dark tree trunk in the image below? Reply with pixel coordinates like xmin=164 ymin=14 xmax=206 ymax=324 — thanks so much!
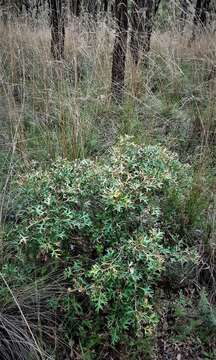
xmin=130 ymin=0 xmax=161 ymax=65
xmin=143 ymin=0 xmax=154 ymax=53
xmin=130 ymin=0 xmax=144 ymax=66
xmin=143 ymin=0 xmax=161 ymax=53
xmin=111 ymin=0 xmax=128 ymax=101
xmin=70 ymin=0 xmax=81 ymax=17
xmin=49 ymin=0 xmax=66 ymax=60
xmin=103 ymin=0 xmax=108 ymax=13
xmin=100 ymin=0 xmax=109 ymax=14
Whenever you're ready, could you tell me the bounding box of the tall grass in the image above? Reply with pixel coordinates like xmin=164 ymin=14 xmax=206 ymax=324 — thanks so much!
xmin=0 ymin=15 xmax=215 ymax=160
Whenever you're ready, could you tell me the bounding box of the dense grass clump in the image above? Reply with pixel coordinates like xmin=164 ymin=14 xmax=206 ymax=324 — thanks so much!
xmin=3 ymin=137 xmax=199 ymax=358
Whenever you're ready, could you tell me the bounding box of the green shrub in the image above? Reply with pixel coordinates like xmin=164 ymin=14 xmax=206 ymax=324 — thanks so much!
xmin=5 ymin=137 xmax=198 ymax=357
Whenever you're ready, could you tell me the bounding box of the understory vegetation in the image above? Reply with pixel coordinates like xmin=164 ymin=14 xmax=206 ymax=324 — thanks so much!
xmin=0 ymin=3 xmax=215 ymax=360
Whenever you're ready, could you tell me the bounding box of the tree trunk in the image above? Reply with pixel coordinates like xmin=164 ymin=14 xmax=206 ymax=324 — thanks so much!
xmin=130 ymin=0 xmax=144 ymax=66
xmin=111 ymin=0 xmax=128 ymax=101
xmin=103 ymin=0 xmax=108 ymax=13
xmin=69 ymin=0 xmax=81 ymax=17
xmin=144 ymin=0 xmax=161 ymax=53
xmin=130 ymin=0 xmax=161 ymax=65
xmin=143 ymin=0 xmax=154 ymax=53
xmin=49 ymin=0 xmax=66 ymax=60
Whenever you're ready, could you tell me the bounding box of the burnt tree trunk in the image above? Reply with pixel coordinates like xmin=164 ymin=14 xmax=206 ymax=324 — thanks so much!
xmin=111 ymin=0 xmax=128 ymax=101
xmin=49 ymin=0 xmax=66 ymax=60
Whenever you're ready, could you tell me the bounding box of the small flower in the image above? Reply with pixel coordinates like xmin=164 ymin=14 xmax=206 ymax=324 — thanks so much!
xmin=19 ymin=235 xmax=28 ymax=245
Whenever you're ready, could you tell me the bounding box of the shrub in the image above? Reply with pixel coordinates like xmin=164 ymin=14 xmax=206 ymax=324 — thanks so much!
xmin=5 ymin=137 xmax=198 ymax=357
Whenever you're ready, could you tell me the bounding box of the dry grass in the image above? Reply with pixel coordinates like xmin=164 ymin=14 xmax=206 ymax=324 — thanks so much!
xmin=0 ymin=16 xmax=215 ymax=157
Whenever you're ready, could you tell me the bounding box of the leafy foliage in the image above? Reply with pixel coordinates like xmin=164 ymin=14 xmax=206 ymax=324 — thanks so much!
xmin=5 ymin=137 xmax=198 ymax=356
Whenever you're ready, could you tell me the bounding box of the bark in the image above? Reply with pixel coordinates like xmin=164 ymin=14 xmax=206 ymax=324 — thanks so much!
xmin=130 ymin=0 xmax=144 ymax=66
xmin=103 ymin=0 xmax=108 ymax=13
xmin=144 ymin=0 xmax=162 ymax=52
xmin=69 ymin=0 xmax=81 ymax=17
xmin=49 ymin=0 xmax=66 ymax=60
xmin=143 ymin=0 xmax=154 ymax=53
xmin=130 ymin=0 xmax=161 ymax=65
xmin=111 ymin=0 xmax=128 ymax=101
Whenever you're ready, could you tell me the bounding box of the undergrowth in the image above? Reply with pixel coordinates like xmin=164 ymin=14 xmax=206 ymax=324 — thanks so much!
xmin=0 ymin=12 xmax=215 ymax=360
xmin=2 ymin=137 xmax=202 ymax=358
